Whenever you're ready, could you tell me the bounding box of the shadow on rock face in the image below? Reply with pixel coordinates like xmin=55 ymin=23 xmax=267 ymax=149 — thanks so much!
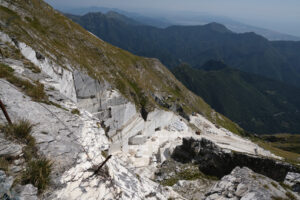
xmin=171 ymin=137 xmax=299 ymax=182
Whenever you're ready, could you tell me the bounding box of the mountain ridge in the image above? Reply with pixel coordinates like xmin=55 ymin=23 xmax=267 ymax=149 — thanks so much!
xmin=172 ymin=62 xmax=300 ymax=134
xmin=66 ymin=12 xmax=300 ymax=88
xmin=0 ymin=0 xmax=243 ymax=134
xmin=61 ymin=6 xmax=300 ymax=41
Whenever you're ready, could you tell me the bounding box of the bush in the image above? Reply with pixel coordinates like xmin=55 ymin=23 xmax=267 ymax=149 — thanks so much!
xmin=22 ymin=158 xmax=52 ymax=193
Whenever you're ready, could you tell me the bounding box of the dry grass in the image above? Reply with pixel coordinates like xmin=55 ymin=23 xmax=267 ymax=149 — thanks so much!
xmin=22 ymin=158 xmax=52 ymax=193
xmin=71 ymin=108 xmax=80 ymax=115
xmin=1 ymin=119 xmax=52 ymax=193
xmin=256 ymin=140 xmax=300 ymax=165
xmin=1 ymin=119 xmax=33 ymax=143
xmin=161 ymin=164 xmax=218 ymax=186
xmin=24 ymin=61 xmax=41 ymax=73
xmin=285 ymin=191 xmax=297 ymax=200
xmin=0 ymin=63 xmax=47 ymax=102
xmin=0 ymin=157 xmax=9 ymax=172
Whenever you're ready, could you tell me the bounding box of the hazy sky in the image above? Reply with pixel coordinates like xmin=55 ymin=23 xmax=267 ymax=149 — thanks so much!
xmin=45 ymin=0 xmax=300 ymax=36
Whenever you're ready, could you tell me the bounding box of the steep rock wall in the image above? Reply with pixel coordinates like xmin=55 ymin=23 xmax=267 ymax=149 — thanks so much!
xmin=172 ymin=138 xmax=298 ymax=182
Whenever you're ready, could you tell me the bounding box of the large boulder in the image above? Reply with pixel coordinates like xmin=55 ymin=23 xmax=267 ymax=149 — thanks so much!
xmin=0 ymin=170 xmax=13 ymax=196
xmin=172 ymin=138 xmax=298 ymax=181
xmin=14 ymin=184 xmax=38 ymax=200
xmin=128 ymin=134 xmax=147 ymax=145
xmin=205 ymin=167 xmax=299 ymax=200
xmin=0 ymin=137 xmax=23 ymax=158
xmin=285 ymin=172 xmax=300 ymax=193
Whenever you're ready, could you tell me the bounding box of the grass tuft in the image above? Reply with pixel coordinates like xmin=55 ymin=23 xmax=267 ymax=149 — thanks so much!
xmin=1 ymin=119 xmax=52 ymax=193
xmin=71 ymin=109 xmax=80 ymax=115
xmin=279 ymin=182 xmax=292 ymax=190
xmin=161 ymin=166 xmax=218 ymax=186
xmin=0 ymin=63 xmax=47 ymax=102
xmin=271 ymin=182 xmax=278 ymax=188
xmin=2 ymin=119 xmax=33 ymax=143
xmin=22 ymin=158 xmax=52 ymax=193
xmin=285 ymin=191 xmax=296 ymax=200
xmin=0 ymin=157 xmax=9 ymax=172
xmin=24 ymin=62 xmax=41 ymax=73
xmin=101 ymin=150 xmax=108 ymax=158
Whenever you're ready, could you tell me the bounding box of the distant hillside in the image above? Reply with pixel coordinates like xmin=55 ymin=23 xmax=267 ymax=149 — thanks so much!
xmin=67 ymin=12 xmax=300 ymax=88
xmin=172 ymin=62 xmax=300 ymax=134
xmin=63 ymin=6 xmax=171 ymax=28
xmin=65 ymin=11 xmax=141 ymax=27
xmin=63 ymin=7 xmax=300 ymax=41
xmin=162 ymin=12 xmax=300 ymax=41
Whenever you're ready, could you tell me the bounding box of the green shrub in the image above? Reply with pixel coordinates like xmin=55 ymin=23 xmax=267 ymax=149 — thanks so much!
xmin=22 ymin=158 xmax=52 ymax=193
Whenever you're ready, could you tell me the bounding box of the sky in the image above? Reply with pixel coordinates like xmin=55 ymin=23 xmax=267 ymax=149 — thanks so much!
xmin=45 ymin=0 xmax=300 ymax=37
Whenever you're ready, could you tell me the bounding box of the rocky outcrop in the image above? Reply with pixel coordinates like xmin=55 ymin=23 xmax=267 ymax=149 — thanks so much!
xmin=0 ymin=170 xmax=13 ymax=197
xmin=17 ymin=41 xmax=77 ymax=102
xmin=172 ymin=138 xmax=298 ymax=181
xmin=0 ymin=136 xmax=23 ymax=158
xmin=174 ymin=179 xmax=215 ymax=200
xmin=285 ymin=172 xmax=300 ymax=193
xmin=0 ymin=170 xmax=38 ymax=200
xmin=0 ymin=41 xmax=183 ymax=199
xmin=74 ymin=70 xmax=137 ymax=135
xmin=205 ymin=167 xmax=299 ymax=200
xmin=155 ymin=160 xmax=217 ymax=199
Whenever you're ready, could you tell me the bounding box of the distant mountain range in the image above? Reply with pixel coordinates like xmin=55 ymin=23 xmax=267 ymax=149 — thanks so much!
xmin=173 ymin=61 xmax=300 ymax=134
xmin=62 ymin=6 xmax=171 ymax=28
xmin=159 ymin=12 xmax=300 ymax=41
xmin=65 ymin=11 xmax=300 ymax=134
xmin=66 ymin=12 xmax=300 ymax=88
xmin=63 ymin=6 xmax=300 ymax=41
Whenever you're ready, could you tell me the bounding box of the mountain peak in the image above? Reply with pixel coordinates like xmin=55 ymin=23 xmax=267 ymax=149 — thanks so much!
xmin=204 ymin=22 xmax=231 ymax=33
xmin=106 ymin=10 xmax=125 ymax=18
